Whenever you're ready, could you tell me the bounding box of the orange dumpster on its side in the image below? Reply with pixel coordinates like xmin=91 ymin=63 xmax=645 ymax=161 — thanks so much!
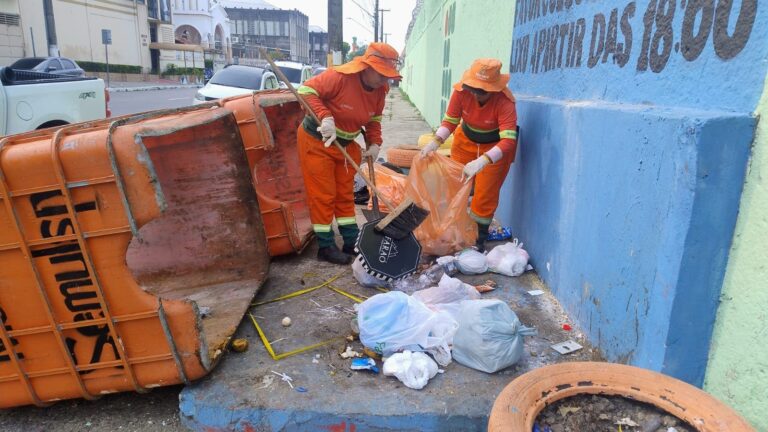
xmin=0 ymin=90 xmax=311 ymax=408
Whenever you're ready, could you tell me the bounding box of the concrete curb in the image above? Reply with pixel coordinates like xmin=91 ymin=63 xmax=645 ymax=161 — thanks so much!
xmin=107 ymin=84 xmax=202 ymax=92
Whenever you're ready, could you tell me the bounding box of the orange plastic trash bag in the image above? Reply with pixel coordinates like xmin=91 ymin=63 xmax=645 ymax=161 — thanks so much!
xmin=406 ymin=154 xmax=477 ymax=255
xmin=362 ymin=162 xmax=407 ymax=214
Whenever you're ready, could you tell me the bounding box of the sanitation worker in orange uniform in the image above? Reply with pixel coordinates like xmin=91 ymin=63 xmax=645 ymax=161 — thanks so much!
xmin=421 ymin=58 xmax=518 ymax=252
xmin=297 ymin=43 xmax=402 ymax=264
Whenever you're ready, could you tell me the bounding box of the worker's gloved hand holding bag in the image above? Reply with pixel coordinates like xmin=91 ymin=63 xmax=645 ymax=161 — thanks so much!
xmin=318 ymin=116 xmax=337 ymax=147
xmin=363 ymin=143 xmax=380 ymax=161
xmin=407 ymin=153 xmax=477 ymax=256
xmin=462 ymin=154 xmax=491 ymax=182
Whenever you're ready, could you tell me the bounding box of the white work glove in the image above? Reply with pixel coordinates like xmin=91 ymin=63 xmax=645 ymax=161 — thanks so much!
xmin=420 ymin=139 xmax=440 ymax=156
xmin=363 ymin=143 xmax=381 ymax=161
xmin=462 ymin=155 xmax=491 ymax=183
xmin=318 ymin=117 xmax=337 ymax=147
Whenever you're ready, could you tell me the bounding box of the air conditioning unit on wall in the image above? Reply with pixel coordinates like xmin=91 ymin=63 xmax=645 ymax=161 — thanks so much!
xmin=231 ymin=36 xmax=239 ymax=43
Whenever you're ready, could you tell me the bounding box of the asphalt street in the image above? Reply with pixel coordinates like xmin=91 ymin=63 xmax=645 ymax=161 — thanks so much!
xmin=109 ymin=88 xmax=199 ymax=117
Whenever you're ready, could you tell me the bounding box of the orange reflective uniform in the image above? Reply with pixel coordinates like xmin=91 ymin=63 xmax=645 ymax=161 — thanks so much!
xmin=442 ymin=89 xmax=518 ymax=224
xmin=297 ymin=68 xmax=387 ymax=238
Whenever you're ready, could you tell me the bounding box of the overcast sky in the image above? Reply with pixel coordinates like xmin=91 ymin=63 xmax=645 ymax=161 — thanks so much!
xmin=265 ymin=0 xmax=417 ymax=54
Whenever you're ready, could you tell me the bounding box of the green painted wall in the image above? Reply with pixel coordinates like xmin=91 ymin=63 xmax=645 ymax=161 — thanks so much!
xmin=704 ymin=77 xmax=768 ymax=431
xmin=401 ymin=0 xmax=515 ymax=127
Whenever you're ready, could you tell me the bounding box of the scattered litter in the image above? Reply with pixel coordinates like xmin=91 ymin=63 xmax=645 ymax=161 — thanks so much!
xmin=281 ymin=317 xmax=292 ymax=327
xmin=551 ymin=340 xmax=583 ymax=355
xmin=270 ymin=370 xmax=294 ymax=389
xmin=667 ymin=428 xmax=679 ymax=432
xmin=346 ymin=334 xmax=355 ymax=342
xmin=340 ymin=346 xmax=361 ymax=359
xmin=362 ymin=347 xmax=382 ymax=360
xmin=456 ymin=248 xmax=488 ymax=274
xmin=435 ymin=255 xmax=458 ymax=276
xmin=475 ymin=280 xmax=497 ymax=293
xmin=557 ymin=406 xmax=581 ymax=416
xmin=295 ymin=386 xmax=307 ymax=393
xmin=562 ymin=324 xmax=572 ymax=331
xmin=350 ymin=357 xmax=380 ymax=373
xmin=230 ymin=338 xmax=249 ymax=352
xmin=258 ymin=374 xmax=276 ymax=389
xmin=198 ymin=306 xmax=212 ymax=317
xmin=382 ymin=350 xmax=439 ymax=390
xmin=527 ymin=289 xmax=544 ymax=296
xmin=487 ymin=226 xmax=513 ymax=241
xmin=312 ymin=358 xmax=319 ymax=364
xmin=616 ymin=417 xmax=639 ymax=427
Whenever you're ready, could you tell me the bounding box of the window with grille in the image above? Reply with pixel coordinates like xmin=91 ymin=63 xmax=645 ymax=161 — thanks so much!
xmin=0 ymin=13 xmax=20 ymax=26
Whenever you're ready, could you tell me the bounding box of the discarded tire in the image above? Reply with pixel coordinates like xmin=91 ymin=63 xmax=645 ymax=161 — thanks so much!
xmin=488 ymin=362 xmax=755 ymax=432
xmin=386 ymin=147 xmax=420 ymax=168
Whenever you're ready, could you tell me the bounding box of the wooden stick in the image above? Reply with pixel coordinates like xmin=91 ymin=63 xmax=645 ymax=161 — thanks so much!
xmin=260 ymin=47 xmax=397 ymax=212
xmin=375 ymin=197 xmax=414 ymax=231
xmin=367 ymin=155 xmax=381 ymax=219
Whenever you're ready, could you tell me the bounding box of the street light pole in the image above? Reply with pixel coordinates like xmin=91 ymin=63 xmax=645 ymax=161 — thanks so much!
xmin=373 ymin=0 xmax=379 ymax=42
xmin=379 ymin=9 xmax=390 ymax=43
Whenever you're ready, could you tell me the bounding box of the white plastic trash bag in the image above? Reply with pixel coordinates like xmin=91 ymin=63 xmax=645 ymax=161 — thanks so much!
xmin=352 ymin=258 xmax=391 ymax=288
xmin=357 ymin=291 xmax=458 ymax=365
xmin=486 ymin=239 xmax=529 ymax=277
xmin=452 ymin=299 xmax=537 ymax=373
xmin=412 ymin=274 xmax=480 ymax=305
xmin=455 ymin=248 xmax=488 ymax=274
xmin=383 ymin=350 xmax=440 ymax=390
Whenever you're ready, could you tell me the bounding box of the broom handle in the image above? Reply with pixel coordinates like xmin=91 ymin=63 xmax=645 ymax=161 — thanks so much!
xmin=367 ymin=155 xmax=381 ymax=219
xmin=260 ymin=48 xmax=397 ymax=212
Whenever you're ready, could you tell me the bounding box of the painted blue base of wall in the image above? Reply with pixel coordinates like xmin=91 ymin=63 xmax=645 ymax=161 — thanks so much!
xmin=495 ymin=96 xmax=754 ymax=386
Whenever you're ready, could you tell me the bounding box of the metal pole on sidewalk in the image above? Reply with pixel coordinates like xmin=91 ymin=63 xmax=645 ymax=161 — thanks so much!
xmin=105 ymin=44 xmax=110 ymax=88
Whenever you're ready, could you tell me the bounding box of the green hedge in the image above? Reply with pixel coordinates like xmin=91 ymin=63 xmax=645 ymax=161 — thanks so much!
xmin=77 ymin=60 xmax=142 ymax=74
xmin=161 ymin=64 xmax=204 ymax=78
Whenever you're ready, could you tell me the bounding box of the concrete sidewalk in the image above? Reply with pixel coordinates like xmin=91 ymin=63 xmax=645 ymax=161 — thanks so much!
xmin=178 ymin=89 xmax=599 ymax=432
xmin=106 ymin=78 xmax=202 ymax=92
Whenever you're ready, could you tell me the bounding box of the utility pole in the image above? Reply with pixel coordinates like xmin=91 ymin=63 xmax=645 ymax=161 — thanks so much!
xmin=328 ymin=0 xmax=343 ymax=66
xmin=373 ymin=0 xmax=379 ymax=42
xmin=379 ymin=9 xmax=390 ymax=43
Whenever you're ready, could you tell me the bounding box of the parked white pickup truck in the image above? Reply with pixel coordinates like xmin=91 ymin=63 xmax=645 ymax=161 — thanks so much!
xmin=0 ymin=67 xmax=108 ymax=136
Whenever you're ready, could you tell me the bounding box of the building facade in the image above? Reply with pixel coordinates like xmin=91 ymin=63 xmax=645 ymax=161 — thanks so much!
xmin=172 ymin=0 xmax=231 ymax=72
xmin=15 ymin=0 xmax=152 ymax=71
xmin=0 ymin=0 xmax=22 ymax=66
xmin=224 ymin=5 xmax=309 ymax=64
xmin=308 ymin=25 xmax=327 ymax=67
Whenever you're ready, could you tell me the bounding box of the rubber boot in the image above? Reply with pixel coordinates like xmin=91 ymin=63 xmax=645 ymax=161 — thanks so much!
xmin=316 ymin=231 xmax=353 ymax=265
xmin=476 ymin=222 xmax=490 ymax=253
xmin=317 ymin=245 xmax=354 ymax=265
xmin=339 ymin=224 xmax=360 ymax=256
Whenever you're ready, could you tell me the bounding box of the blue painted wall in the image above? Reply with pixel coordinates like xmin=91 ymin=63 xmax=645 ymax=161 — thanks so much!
xmin=497 ymin=0 xmax=764 ymax=384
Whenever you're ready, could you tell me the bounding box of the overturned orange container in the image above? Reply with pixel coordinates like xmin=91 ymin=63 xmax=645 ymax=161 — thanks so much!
xmin=214 ymin=91 xmax=313 ymax=256
xmin=0 ymin=103 xmax=275 ymax=408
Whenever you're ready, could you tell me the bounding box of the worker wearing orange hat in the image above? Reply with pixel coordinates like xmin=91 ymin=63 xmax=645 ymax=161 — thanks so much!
xmin=297 ymin=42 xmax=402 ymax=264
xmin=421 ymin=58 xmax=518 ymax=252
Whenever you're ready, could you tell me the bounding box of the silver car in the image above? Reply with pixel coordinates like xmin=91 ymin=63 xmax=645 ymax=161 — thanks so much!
xmin=193 ymin=65 xmax=281 ymax=104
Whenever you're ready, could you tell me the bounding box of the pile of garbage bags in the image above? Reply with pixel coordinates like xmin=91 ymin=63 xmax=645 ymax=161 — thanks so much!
xmin=352 ymin=241 xmax=536 ymax=389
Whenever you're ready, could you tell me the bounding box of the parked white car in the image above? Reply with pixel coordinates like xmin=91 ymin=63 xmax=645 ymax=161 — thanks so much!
xmin=0 ymin=67 xmax=107 ymax=136
xmin=193 ymin=65 xmax=280 ymax=104
xmin=271 ymin=61 xmax=313 ymax=88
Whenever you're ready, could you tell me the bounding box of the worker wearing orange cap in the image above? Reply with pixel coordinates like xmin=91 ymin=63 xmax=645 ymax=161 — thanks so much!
xmin=421 ymin=58 xmax=518 ymax=252
xmin=297 ymin=42 xmax=402 ymax=264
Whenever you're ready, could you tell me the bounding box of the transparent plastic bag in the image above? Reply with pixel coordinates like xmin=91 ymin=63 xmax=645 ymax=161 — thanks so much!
xmin=455 ymin=248 xmax=488 ymax=274
xmin=407 ymin=154 xmax=477 ymax=256
xmin=361 ymin=162 xmax=407 ymax=214
xmin=382 ymin=350 xmax=439 ymax=390
xmin=486 ymin=239 xmax=530 ymax=277
xmin=352 ymin=258 xmax=392 ymax=288
xmin=452 ymin=299 xmax=537 ymax=373
xmin=357 ymin=291 xmax=458 ymax=365
xmin=412 ymin=274 xmax=480 ymax=305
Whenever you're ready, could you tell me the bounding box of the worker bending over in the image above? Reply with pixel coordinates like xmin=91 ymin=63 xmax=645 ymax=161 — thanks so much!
xmin=422 ymin=58 xmax=518 ymax=252
xmin=297 ymin=43 xmax=402 ymax=264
